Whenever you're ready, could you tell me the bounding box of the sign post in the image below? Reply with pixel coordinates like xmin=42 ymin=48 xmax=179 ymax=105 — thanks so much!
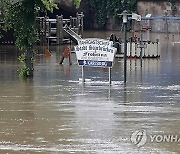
xmin=109 ymin=67 xmax=111 ymax=85
xmin=82 ymin=66 xmax=85 ymax=84
xmin=74 ymin=38 xmax=116 ymax=84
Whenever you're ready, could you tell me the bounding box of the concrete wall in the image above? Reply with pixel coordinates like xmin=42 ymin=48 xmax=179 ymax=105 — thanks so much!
xmin=137 ymin=0 xmax=180 ymax=16
xmin=136 ymin=0 xmax=180 ymax=33
xmin=134 ymin=18 xmax=180 ymax=33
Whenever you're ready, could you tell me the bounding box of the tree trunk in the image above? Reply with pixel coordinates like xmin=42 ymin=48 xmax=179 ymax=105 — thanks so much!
xmin=25 ymin=48 xmax=34 ymax=77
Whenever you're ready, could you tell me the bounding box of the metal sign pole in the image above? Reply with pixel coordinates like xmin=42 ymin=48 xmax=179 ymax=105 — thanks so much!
xmin=109 ymin=67 xmax=112 ymax=85
xmin=82 ymin=66 xmax=85 ymax=84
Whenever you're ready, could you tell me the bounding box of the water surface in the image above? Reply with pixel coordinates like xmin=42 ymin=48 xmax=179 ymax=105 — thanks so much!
xmin=0 ymin=32 xmax=179 ymax=153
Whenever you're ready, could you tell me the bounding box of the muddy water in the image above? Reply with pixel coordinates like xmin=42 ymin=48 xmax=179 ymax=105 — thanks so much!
xmin=0 ymin=32 xmax=179 ymax=153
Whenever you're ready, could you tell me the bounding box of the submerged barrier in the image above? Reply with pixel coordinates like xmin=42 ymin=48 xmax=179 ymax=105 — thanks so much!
xmin=109 ymin=33 xmax=160 ymax=58
xmin=120 ymin=41 xmax=160 ymax=58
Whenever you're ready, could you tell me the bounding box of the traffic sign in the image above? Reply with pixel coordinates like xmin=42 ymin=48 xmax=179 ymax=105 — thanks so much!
xmin=75 ymin=38 xmax=116 ymax=68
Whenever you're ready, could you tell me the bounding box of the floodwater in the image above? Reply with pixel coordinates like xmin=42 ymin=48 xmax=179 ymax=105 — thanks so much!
xmin=0 ymin=31 xmax=180 ymax=154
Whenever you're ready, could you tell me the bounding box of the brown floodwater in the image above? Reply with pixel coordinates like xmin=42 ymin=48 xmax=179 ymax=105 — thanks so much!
xmin=0 ymin=31 xmax=179 ymax=153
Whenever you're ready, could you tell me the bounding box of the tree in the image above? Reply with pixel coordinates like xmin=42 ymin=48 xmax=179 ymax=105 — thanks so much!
xmin=74 ymin=0 xmax=81 ymax=8
xmin=89 ymin=0 xmax=138 ymax=28
xmin=1 ymin=0 xmax=57 ymax=77
xmin=169 ymin=0 xmax=177 ymax=15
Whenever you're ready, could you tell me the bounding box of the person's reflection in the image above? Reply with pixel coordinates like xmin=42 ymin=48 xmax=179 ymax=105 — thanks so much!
xmin=62 ymin=65 xmax=71 ymax=77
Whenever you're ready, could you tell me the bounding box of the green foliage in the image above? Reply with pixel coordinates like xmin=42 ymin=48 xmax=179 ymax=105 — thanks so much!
xmin=90 ymin=0 xmax=107 ymax=28
xmin=89 ymin=0 xmax=137 ymax=28
xmin=74 ymin=0 xmax=81 ymax=8
xmin=2 ymin=0 xmax=57 ymax=50
xmin=18 ymin=52 xmax=26 ymax=63
xmin=36 ymin=0 xmax=58 ymax=12
xmin=1 ymin=0 xmax=57 ymax=77
xmin=169 ymin=0 xmax=177 ymax=15
xmin=17 ymin=50 xmax=36 ymax=77
xmin=19 ymin=66 xmax=30 ymax=77
xmin=18 ymin=53 xmax=30 ymax=77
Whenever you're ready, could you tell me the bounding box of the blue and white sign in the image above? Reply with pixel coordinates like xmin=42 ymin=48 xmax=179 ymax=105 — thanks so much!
xmin=75 ymin=38 xmax=116 ymax=68
xmin=78 ymin=60 xmax=112 ymax=67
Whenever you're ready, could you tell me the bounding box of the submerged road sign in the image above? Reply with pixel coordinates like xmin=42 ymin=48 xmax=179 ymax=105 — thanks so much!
xmin=74 ymin=38 xmax=116 ymax=85
xmin=74 ymin=38 xmax=117 ymax=68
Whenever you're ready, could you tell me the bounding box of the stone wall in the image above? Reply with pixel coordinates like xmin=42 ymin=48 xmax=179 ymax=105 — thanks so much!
xmin=134 ymin=18 xmax=180 ymax=33
xmin=137 ymin=0 xmax=180 ymax=16
xmin=136 ymin=0 xmax=180 ymax=33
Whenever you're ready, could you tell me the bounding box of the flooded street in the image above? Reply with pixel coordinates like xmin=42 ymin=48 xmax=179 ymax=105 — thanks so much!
xmin=0 ymin=32 xmax=180 ymax=153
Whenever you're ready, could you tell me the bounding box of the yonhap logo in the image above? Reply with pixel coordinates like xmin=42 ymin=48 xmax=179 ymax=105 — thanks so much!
xmin=131 ymin=130 xmax=147 ymax=147
xmin=131 ymin=130 xmax=180 ymax=147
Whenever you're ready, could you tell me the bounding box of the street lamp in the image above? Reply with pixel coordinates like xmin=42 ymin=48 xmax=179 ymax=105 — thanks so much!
xmin=122 ymin=10 xmax=128 ymax=23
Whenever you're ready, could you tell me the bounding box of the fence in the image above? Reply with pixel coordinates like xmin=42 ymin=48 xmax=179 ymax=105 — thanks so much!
xmin=0 ymin=22 xmax=15 ymax=45
xmin=119 ymin=41 xmax=160 ymax=58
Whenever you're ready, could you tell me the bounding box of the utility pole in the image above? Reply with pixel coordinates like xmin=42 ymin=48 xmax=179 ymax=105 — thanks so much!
xmin=119 ymin=11 xmax=142 ymax=83
xmin=119 ymin=10 xmax=130 ymax=83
